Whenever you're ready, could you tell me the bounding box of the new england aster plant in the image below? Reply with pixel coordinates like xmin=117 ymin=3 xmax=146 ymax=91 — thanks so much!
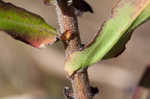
xmin=1 ymin=0 xmax=150 ymax=99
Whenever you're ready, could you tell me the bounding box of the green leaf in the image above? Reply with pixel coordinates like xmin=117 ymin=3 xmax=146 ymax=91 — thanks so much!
xmin=0 ymin=1 xmax=57 ymax=48
xmin=65 ymin=0 xmax=150 ymax=75
xmin=104 ymin=2 xmax=150 ymax=59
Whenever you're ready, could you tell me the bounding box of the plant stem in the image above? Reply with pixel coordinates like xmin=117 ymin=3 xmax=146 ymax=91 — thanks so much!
xmin=54 ymin=0 xmax=97 ymax=99
xmin=71 ymin=69 xmax=93 ymax=99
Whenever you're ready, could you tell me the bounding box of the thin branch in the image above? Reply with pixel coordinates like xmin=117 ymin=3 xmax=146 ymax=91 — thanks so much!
xmin=70 ymin=68 xmax=96 ymax=99
xmin=54 ymin=0 xmax=98 ymax=99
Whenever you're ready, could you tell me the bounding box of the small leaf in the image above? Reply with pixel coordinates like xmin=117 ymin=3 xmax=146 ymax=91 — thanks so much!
xmin=0 ymin=1 xmax=57 ymax=48
xmin=65 ymin=0 xmax=150 ymax=75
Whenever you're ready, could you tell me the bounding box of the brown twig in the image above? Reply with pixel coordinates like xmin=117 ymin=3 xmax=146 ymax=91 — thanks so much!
xmin=54 ymin=0 xmax=98 ymax=99
xmin=70 ymin=68 xmax=98 ymax=99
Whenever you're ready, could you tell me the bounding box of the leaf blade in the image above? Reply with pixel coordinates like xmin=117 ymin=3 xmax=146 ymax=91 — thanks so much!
xmin=65 ymin=0 xmax=150 ymax=75
xmin=0 ymin=1 xmax=57 ymax=48
xmin=104 ymin=1 xmax=150 ymax=59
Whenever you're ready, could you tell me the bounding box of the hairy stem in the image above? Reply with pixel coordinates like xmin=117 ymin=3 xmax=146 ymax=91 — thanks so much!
xmin=54 ymin=0 xmax=96 ymax=99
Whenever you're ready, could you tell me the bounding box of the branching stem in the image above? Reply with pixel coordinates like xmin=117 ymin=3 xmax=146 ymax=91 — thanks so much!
xmin=54 ymin=0 xmax=98 ymax=99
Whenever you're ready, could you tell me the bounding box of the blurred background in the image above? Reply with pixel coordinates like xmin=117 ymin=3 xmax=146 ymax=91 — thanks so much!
xmin=0 ymin=0 xmax=150 ymax=99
